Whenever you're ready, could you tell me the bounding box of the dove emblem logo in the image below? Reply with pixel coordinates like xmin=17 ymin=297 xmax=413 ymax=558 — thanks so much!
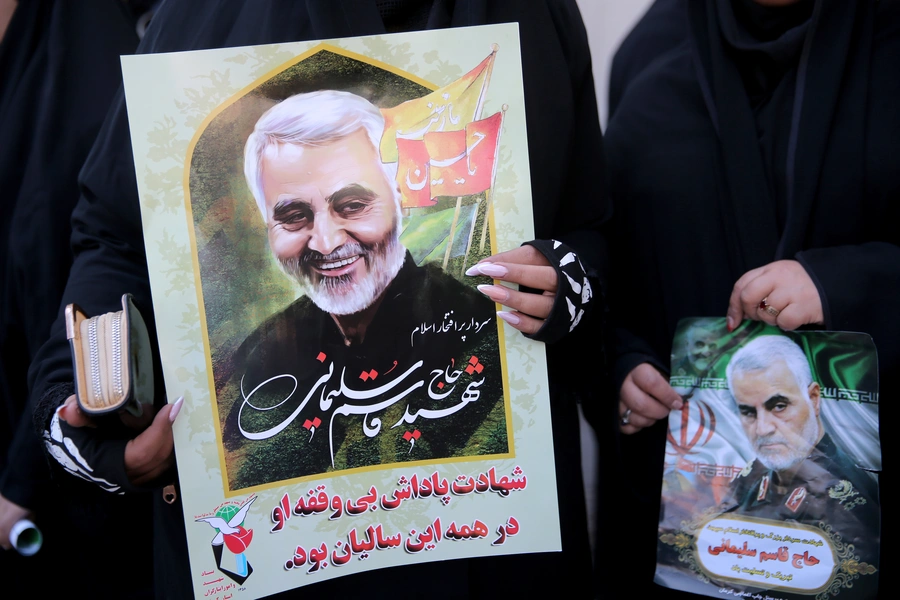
xmin=196 ymin=496 xmax=257 ymax=585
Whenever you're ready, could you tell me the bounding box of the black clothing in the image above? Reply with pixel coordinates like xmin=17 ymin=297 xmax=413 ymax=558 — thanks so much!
xmin=0 ymin=0 xmax=138 ymax=491
xmin=0 ymin=1 xmax=152 ymax=594
xmin=222 ymin=252 xmax=504 ymax=489
xmin=606 ymin=0 xmax=896 ymax=597
xmin=0 ymin=0 xmax=136 ymax=491
xmin=523 ymin=238 xmax=597 ymax=345
xmin=718 ymin=0 xmax=812 ymax=229
xmin=731 ymin=0 xmax=813 ymax=44
xmin=26 ymin=1 xmax=607 ymax=597
xmin=376 ymin=0 xmax=435 ymax=32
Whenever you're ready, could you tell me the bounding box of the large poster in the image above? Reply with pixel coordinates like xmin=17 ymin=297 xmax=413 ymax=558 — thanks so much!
xmin=656 ymin=319 xmax=880 ymax=599
xmin=122 ymin=24 xmax=559 ymax=600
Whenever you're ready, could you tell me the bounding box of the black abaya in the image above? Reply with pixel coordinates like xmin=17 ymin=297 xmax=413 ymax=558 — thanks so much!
xmin=604 ymin=0 xmax=898 ymax=597
xmin=0 ymin=0 xmax=154 ymax=594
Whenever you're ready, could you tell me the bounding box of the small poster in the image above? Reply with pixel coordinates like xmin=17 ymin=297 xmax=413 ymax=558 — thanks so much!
xmin=122 ymin=24 xmax=559 ymax=600
xmin=656 ymin=318 xmax=880 ymax=599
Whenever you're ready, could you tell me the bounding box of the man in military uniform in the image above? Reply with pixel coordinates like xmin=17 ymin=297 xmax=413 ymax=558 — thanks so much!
xmin=723 ymin=336 xmax=879 ymax=576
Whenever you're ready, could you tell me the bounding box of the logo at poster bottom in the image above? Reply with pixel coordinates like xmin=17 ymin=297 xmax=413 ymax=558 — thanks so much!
xmin=196 ymin=496 xmax=257 ymax=585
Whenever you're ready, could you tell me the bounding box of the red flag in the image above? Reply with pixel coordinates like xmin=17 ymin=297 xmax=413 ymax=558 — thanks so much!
xmin=396 ymin=137 xmax=436 ymax=208
xmin=463 ymin=111 xmax=503 ymax=194
xmin=426 ymin=111 xmax=503 ymax=198
xmin=423 ymin=129 xmax=467 ymax=199
xmin=380 ymin=47 xmax=497 ymax=162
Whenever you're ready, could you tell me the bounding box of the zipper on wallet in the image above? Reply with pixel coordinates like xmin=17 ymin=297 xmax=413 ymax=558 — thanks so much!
xmin=111 ymin=313 xmax=124 ymax=399
xmin=87 ymin=317 xmax=103 ymax=407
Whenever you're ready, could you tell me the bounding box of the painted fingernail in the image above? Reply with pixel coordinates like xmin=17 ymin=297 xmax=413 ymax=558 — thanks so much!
xmin=726 ymin=316 xmax=735 ymax=332
xmin=477 ymin=284 xmax=509 ymax=302
xmin=497 ymin=311 xmax=520 ymax=325
xmin=466 ymin=263 xmax=507 ymax=277
xmin=169 ymin=396 xmax=184 ymax=423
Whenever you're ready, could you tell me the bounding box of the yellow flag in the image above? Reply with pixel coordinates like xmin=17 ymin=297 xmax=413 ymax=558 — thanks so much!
xmin=380 ymin=45 xmax=497 ymax=163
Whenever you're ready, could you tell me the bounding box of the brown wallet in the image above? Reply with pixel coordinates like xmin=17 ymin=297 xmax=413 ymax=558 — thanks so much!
xmin=65 ymin=293 xmax=154 ymax=417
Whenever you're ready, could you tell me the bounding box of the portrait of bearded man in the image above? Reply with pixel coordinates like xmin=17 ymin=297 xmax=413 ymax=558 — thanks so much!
xmin=209 ymin=90 xmax=506 ymax=490
xmin=720 ymin=336 xmax=878 ymax=566
xmin=244 ymin=92 xmax=408 ymax=327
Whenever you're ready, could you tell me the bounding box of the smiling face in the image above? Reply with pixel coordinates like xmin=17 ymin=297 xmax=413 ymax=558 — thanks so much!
xmin=685 ymin=327 xmax=718 ymax=373
xmin=731 ymin=359 xmax=822 ymax=472
xmin=260 ymin=129 xmax=405 ymax=315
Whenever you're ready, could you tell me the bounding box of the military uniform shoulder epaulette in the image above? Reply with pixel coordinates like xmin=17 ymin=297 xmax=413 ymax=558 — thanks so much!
xmin=827 ymin=480 xmax=868 ymax=511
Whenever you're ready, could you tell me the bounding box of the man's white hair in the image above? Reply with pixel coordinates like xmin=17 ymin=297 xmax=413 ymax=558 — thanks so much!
xmin=243 ymin=90 xmax=391 ymax=220
xmin=726 ymin=335 xmax=814 ymax=400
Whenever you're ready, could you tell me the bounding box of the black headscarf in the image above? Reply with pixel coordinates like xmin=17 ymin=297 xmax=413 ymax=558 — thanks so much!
xmin=716 ymin=0 xmax=813 ymax=229
xmin=687 ymin=0 xmax=875 ymax=274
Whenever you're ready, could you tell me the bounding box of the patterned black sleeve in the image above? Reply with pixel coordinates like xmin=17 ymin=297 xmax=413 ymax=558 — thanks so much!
xmin=521 ymin=239 xmax=596 ymax=344
xmin=36 ymin=383 xmax=137 ymax=494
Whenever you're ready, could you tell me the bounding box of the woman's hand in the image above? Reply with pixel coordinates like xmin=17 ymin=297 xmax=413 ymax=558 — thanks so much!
xmin=57 ymin=394 xmax=182 ymax=487
xmin=0 ymin=494 xmax=31 ymax=550
xmin=726 ymin=260 xmax=824 ymax=331
xmin=618 ymin=363 xmax=683 ymax=434
xmin=466 ymin=245 xmax=557 ymax=335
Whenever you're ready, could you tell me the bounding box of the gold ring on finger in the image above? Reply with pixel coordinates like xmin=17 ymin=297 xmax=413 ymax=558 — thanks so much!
xmin=757 ymin=297 xmax=781 ymax=318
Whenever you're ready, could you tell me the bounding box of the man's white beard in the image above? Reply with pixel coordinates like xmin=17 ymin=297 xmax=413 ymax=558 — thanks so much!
xmin=278 ymin=232 xmax=406 ymax=316
xmin=754 ymin=410 xmax=820 ymax=472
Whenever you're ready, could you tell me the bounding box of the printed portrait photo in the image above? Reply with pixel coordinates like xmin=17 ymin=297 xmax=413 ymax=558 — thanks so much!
xmin=186 ymin=45 xmax=512 ymax=492
xmin=656 ymin=319 xmax=880 ymax=599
